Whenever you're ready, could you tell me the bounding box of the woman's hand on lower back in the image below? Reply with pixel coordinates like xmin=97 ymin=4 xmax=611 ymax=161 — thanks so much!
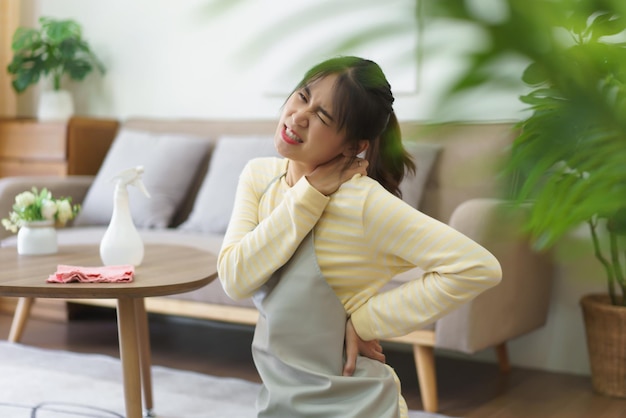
xmin=343 ymin=317 xmax=385 ymax=376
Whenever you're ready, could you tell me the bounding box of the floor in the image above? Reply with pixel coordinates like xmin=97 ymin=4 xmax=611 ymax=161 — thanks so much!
xmin=1 ymin=305 xmax=626 ymax=418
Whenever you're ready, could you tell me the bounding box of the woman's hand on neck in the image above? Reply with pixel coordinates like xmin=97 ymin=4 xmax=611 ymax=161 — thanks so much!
xmin=286 ymin=156 xmax=368 ymax=195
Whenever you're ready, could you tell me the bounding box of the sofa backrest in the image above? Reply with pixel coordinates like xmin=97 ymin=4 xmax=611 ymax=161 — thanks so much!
xmin=403 ymin=123 xmax=515 ymax=222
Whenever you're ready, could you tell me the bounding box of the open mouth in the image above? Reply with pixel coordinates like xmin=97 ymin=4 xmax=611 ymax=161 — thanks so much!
xmin=283 ymin=126 xmax=303 ymax=144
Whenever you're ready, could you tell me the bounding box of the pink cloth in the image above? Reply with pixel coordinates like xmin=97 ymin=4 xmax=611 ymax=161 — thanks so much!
xmin=47 ymin=264 xmax=134 ymax=284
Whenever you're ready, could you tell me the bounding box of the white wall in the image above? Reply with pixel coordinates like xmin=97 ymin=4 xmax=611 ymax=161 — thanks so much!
xmin=23 ymin=0 xmax=601 ymax=378
xmin=22 ymin=0 xmax=528 ymax=122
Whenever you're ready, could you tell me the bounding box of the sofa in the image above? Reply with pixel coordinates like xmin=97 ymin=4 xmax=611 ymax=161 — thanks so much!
xmin=0 ymin=117 xmax=553 ymax=413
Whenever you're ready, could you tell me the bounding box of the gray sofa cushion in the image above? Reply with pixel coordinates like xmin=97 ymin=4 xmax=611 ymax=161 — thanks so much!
xmin=74 ymin=129 xmax=212 ymax=229
xmin=178 ymin=135 xmax=278 ymax=234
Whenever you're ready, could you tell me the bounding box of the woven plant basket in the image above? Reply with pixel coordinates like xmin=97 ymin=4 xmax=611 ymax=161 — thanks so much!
xmin=580 ymin=294 xmax=626 ymax=398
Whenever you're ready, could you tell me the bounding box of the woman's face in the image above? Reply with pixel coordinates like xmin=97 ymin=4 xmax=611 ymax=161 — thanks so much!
xmin=274 ymin=74 xmax=353 ymax=169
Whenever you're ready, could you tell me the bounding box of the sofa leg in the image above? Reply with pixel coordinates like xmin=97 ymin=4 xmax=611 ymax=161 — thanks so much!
xmin=413 ymin=344 xmax=438 ymax=413
xmin=495 ymin=342 xmax=511 ymax=372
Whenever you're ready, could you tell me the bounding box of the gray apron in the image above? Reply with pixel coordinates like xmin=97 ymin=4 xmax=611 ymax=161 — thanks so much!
xmin=252 ymin=231 xmax=401 ymax=417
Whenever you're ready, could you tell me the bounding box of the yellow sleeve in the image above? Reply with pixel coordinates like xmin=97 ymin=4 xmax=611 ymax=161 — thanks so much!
xmin=217 ymin=160 xmax=329 ymax=300
xmin=350 ymin=187 xmax=502 ymax=340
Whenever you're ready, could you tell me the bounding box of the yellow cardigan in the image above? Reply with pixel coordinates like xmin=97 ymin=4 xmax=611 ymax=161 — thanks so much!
xmin=218 ymin=157 xmax=502 ymax=341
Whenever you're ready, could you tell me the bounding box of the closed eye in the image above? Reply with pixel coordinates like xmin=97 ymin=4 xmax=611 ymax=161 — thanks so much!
xmin=318 ymin=107 xmax=335 ymax=124
xmin=298 ymin=87 xmax=334 ymax=126
xmin=316 ymin=112 xmax=330 ymax=125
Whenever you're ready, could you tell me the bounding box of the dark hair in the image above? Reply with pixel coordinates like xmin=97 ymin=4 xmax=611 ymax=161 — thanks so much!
xmin=293 ymin=56 xmax=415 ymax=197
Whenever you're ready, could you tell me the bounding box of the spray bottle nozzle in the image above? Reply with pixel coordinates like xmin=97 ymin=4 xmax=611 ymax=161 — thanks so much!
xmin=111 ymin=165 xmax=151 ymax=198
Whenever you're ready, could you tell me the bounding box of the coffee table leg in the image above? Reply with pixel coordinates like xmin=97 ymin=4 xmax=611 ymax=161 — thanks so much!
xmin=116 ymin=298 xmax=143 ymax=418
xmin=134 ymin=298 xmax=155 ymax=417
xmin=8 ymin=297 xmax=35 ymax=342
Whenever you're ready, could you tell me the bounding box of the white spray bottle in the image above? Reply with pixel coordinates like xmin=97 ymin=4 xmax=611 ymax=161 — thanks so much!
xmin=100 ymin=166 xmax=151 ymax=266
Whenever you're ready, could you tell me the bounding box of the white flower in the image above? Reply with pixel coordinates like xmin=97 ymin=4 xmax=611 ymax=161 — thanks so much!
xmin=56 ymin=200 xmax=73 ymax=224
xmin=15 ymin=191 xmax=36 ymax=209
xmin=1 ymin=218 xmax=17 ymax=233
xmin=1 ymin=187 xmax=80 ymax=233
xmin=40 ymin=200 xmax=58 ymax=221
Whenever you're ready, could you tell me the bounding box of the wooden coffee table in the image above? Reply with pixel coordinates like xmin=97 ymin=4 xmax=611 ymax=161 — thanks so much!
xmin=0 ymin=243 xmax=218 ymax=418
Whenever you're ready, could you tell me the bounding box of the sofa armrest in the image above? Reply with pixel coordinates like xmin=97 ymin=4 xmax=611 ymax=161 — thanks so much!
xmin=434 ymin=198 xmax=554 ymax=353
xmin=0 ymin=176 xmax=95 ymax=241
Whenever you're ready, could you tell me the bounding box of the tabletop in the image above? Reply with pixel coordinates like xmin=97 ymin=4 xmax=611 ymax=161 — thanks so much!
xmin=0 ymin=244 xmax=218 ymax=299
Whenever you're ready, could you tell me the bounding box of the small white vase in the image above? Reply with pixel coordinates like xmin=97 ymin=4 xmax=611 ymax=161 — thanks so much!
xmin=37 ymin=90 xmax=74 ymax=121
xmin=17 ymin=220 xmax=58 ymax=255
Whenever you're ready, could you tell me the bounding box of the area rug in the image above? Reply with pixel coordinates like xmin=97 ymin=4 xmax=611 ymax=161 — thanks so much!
xmin=0 ymin=341 xmax=451 ymax=418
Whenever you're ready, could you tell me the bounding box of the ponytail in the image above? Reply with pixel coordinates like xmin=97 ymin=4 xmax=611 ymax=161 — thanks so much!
xmin=365 ymin=113 xmax=415 ymax=197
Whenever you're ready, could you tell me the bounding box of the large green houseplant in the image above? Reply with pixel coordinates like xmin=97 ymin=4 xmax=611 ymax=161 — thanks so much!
xmin=509 ymin=5 xmax=626 ymax=306
xmin=6 ymin=16 xmax=105 ymax=119
xmin=431 ymin=0 xmax=626 ymax=396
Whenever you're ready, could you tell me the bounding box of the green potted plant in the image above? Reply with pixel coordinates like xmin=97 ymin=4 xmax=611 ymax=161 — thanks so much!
xmin=514 ymin=8 xmax=626 ymax=398
xmin=430 ymin=0 xmax=626 ymax=397
xmin=6 ymin=16 xmax=105 ymax=120
xmin=1 ymin=187 xmax=80 ymax=255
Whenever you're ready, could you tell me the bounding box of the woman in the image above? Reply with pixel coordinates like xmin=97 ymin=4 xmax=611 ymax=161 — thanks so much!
xmin=217 ymin=56 xmax=502 ymax=417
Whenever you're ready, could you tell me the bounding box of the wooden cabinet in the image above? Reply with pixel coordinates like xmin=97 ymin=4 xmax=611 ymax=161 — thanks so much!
xmin=0 ymin=117 xmax=119 ymax=177
xmin=0 ymin=119 xmax=67 ymax=177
